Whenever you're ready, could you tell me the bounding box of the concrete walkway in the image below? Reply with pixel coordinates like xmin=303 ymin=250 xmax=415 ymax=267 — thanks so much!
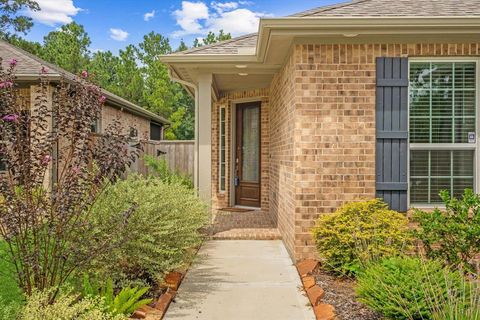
xmin=165 ymin=240 xmax=315 ymax=320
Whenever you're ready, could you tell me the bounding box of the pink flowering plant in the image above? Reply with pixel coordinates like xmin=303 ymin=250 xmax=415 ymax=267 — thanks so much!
xmin=0 ymin=60 xmax=139 ymax=297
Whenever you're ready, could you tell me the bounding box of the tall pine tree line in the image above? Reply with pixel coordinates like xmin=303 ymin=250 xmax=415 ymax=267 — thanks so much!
xmin=0 ymin=2 xmax=231 ymax=139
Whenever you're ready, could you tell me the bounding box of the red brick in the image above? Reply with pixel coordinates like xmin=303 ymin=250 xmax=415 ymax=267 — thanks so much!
xmin=297 ymin=259 xmax=319 ymax=276
xmin=313 ymin=304 xmax=335 ymax=320
xmin=163 ymin=271 xmax=183 ymax=291
xmin=301 ymin=275 xmax=316 ymax=289
xmin=154 ymin=289 xmax=176 ymax=316
xmin=307 ymin=285 xmax=325 ymax=306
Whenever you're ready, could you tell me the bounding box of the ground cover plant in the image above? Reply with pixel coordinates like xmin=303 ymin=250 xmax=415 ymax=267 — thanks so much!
xmin=17 ymin=289 xmax=126 ymax=320
xmin=312 ymin=199 xmax=412 ymax=275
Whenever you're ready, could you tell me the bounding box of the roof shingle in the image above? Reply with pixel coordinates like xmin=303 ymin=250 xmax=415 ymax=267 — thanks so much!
xmin=292 ymin=0 xmax=480 ymax=17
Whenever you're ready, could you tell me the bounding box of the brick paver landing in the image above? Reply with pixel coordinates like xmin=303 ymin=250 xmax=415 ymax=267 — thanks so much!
xmin=211 ymin=209 xmax=281 ymax=240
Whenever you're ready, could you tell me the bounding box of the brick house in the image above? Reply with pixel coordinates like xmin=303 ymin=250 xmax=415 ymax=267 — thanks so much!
xmin=0 ymin=40 xmax=169 ymax=176
xmin=161 ymin=0 xmax=480 ymax=261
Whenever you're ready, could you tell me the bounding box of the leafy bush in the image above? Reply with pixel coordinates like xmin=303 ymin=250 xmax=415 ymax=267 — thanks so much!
xmin=144 ymin=155 xmax=193 ymax=188
xmin=87 ymin=174 xmax=209 ymax=285
xmin=356 ymin=257 xmax=467 ymax=320
xmin=413 ymin=189 xmax=480 ymax=273
xmin=82 ymin=276 xmax=152 ymax=316
xmin=17 ymin=289 xmax=126 ymax=320
xmin=311 ymin=199 xmax=412 ymax=275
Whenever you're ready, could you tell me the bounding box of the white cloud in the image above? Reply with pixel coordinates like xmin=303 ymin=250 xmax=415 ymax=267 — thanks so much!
xmin=28 ymin=0 xmax=81 ymax=26
xmin=211 ymin=1 xmax=238 ymax=13
xmin=172 ymin=1 xmax=268 ymax=38
xmin=109 ymin=28 xmax=129 ymax=41
xmin=173 ymin=1 xmax=209 ymax=37
xmin=207 ymin=8 xmax=265 ymax=35
xmin=144 ymin=10 xmax=156 ymax=21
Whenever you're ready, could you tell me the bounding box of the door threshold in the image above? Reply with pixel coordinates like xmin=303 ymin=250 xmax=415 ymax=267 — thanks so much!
xmin=234 ymin=205 xmax=261 ymax=211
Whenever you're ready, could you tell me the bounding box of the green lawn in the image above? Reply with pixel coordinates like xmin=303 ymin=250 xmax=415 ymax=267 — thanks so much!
xmin=0 ymin=241 xmax=23 ymax=305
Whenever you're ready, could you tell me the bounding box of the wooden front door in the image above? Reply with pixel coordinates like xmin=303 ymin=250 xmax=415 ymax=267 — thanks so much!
xmin=235 ymin=102 xmax=261 ymax=207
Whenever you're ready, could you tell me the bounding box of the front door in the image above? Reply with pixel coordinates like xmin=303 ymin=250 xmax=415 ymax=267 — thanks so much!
xmin=235 ymin=102 xmax=261 ymax=207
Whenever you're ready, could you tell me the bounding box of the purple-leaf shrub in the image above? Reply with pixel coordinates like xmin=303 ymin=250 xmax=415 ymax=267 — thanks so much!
xmin=0 ymin=60 xmax=139 ymax=297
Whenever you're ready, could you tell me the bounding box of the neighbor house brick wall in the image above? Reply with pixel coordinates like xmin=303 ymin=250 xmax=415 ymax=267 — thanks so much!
xmin=211 ymin=89 xmax=270 ymax=213
xmin=101 ymin=104 xmax=150 ymax=139
xmin=290 ymin=42 xmax=480 ymax=261
xmin=269 ymin=51 xmax=297 ymax=259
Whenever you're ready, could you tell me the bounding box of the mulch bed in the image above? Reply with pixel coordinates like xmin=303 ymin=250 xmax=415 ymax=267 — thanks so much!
xmin=313 ymin=270 xmax=382 ymax=320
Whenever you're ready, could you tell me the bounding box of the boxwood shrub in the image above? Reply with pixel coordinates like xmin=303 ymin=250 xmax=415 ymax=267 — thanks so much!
xmin=311 ymin=199 xmax=411 ymax=275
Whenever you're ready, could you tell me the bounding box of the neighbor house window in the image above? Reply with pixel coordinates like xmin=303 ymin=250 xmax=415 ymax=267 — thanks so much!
xmin=409 ymin=61 xmax=477 ymax=204
xmin=150 ymin=122 xmax=162 ymax=141
xmin=219 ymin=106 xmax=226 ymax=192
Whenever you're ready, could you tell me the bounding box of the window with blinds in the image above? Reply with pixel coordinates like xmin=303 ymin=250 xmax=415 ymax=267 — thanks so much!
xmin=409 ymin=61 xmax=477 ymax=204
xmin=219 ymin=107 xmax=226 ymax=192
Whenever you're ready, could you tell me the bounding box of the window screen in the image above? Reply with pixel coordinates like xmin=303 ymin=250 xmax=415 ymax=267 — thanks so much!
xmin=409 ymin=62 xmax=476 ymax=204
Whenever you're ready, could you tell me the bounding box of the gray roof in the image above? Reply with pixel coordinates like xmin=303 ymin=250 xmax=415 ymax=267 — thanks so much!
xmin=0 ymin=40 xmax=169 ymax=125
xmin=170 ymin=0 xmax=480 ymax=56
xmin=292 ymin=0 xmax=480 ymax=17
xmin=174 ymin=33 xmax=258 ymax=55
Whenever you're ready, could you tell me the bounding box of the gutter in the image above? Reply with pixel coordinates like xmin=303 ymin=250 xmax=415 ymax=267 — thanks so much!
xmin=168 ymin=67 xmax=200 ymax=191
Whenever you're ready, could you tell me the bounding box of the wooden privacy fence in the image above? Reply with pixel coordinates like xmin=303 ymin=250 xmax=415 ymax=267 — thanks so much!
xmin=130 ymin=140 xmax=195 ymax=178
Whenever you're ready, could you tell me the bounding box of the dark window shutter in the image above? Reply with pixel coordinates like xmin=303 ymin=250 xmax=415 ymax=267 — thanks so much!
xmin=376 ymin=57 xmax=409 ymax=212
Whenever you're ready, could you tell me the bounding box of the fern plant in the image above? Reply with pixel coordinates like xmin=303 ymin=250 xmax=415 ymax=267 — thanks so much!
xmin=82 ymin=275 xmax=152 ymax=316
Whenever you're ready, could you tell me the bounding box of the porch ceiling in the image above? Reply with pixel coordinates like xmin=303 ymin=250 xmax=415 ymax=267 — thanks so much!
xmin=214 ymin=73 xmax=274 ymax=93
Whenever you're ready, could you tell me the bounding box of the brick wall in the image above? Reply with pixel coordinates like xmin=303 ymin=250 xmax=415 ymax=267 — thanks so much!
xmin=289 ymin=43 xmax=480 ymax=261
xmin=101 ymin=104 xmax=150 ymax=139
xmin=269 ymin=52 xmax=297 ymax=258
xmin=211 ymin=89 xmax=270 ymax=213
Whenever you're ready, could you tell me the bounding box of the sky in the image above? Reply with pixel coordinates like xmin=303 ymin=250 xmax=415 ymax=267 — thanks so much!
xmin=23 ymin=0 xmax=343 ymax=54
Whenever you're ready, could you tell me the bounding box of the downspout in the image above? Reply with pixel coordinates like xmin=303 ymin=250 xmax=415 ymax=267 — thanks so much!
xmin=168 ymin=68 xmax=199 ymax=191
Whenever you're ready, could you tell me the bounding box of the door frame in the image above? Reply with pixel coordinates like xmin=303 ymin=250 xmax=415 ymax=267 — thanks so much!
xmin=230 ymin=99 xmax=262 ymax=208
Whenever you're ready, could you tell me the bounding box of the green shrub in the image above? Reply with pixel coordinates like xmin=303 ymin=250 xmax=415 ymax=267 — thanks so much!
xmin=17 ymin=289 xmax=125 ymax=320
xmin=87 ymin=174 xmax=209 ymax=285
xmin=82 ymin=276 xmax=152 ymax=316
xmin=413 ymin=189 xmax=480 ymax=273
xmin=144 ymin=155 xmax=193 ymax=189
xmin=356 ymin=257 xmax=466 ymax=320
xmin=311 ymin=199 xmax=412 ymax=275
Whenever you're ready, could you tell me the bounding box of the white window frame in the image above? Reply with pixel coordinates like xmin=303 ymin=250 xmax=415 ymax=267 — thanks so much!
xmin=408 ymin=58 xmax=480 ymax=208
xmin=219 ymin=106 xmax=226 ymax=192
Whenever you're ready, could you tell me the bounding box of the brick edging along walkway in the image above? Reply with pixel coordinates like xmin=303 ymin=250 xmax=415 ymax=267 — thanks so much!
xmin=296 ymin=259 xmax=336 ymax=320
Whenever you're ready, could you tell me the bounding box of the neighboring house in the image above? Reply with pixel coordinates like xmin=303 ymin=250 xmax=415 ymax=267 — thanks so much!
xmin=0 ymin=40 xmax=169 ymax=175
xmin=161 ymin=0 xmax=480 ymax=261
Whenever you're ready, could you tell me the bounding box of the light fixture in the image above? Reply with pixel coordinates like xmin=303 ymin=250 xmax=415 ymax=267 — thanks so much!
xmin=343 ymin=33 xmax=359 ymax=37
xmin=238 ymin=73 xmax=249 ymax=76
xmin=235 ymin=64 xmax=248 ymax=69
